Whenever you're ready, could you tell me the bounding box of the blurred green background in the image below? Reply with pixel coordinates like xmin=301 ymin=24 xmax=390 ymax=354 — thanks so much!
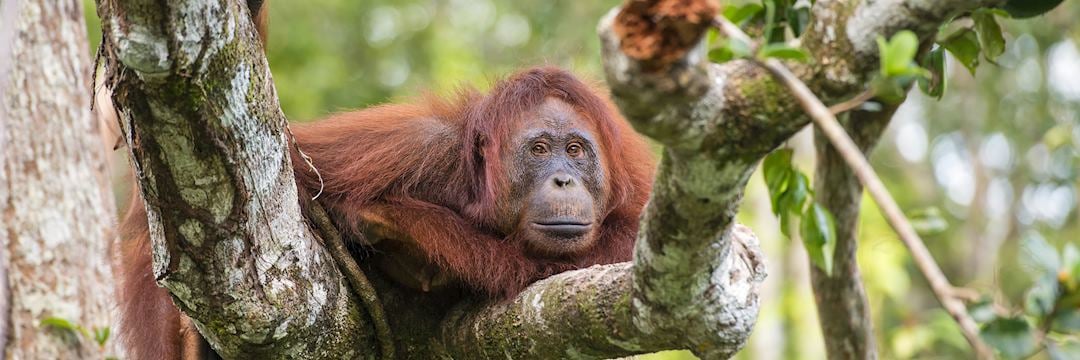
xmin=82 ymin=0 xmax=1080 ymax=358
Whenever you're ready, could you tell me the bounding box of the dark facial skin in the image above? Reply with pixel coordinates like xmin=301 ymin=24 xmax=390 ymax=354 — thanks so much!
xmin=500 ymin=98 xmax=608 ymax=257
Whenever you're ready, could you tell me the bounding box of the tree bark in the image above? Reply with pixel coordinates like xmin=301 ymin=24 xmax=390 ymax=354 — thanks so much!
xmin=0 ymin=0 xmax=116 ymax=358
xmin=95 ymin=0 xmax=373 ymax=357
xmin=810 ymin=105 xmax=899 ymax=360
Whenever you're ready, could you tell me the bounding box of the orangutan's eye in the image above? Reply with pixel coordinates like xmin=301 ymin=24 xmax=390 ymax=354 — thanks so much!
xmin=531 ymin=142 xmax=550 ymax=156
xmin=566 ymin=143 xmax=584 ymax=158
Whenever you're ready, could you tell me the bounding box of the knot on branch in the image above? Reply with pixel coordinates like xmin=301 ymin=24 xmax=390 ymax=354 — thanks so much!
xmin=613 ymin=0 xmax=719 ymax=71
xmin=731 ymin=224 xmax=767 ymax=285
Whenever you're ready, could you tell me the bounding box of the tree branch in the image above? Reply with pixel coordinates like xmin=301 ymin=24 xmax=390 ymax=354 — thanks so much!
xmin=811 ymin=103 xmax=898 ymax=360
xmin=601 ymin=4 xmax=777 ymax=356
xmin=601 ymin=0 xmax=1004 ymax=358
xmin=96 ymin=0 xmax=374 ymax=357
xmin=408 ymin=226 xmax=763 ymax=359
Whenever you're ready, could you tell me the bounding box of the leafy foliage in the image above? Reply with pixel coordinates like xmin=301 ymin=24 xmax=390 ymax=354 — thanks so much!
xmin=973 ymin=9 xmax=1007 ymax=60
xmin=1001 ymin=0 xmax=1065 ymax=18
xmin=940 ymin=28 xmax=982 ymax=75
xmin=705 ymin=0 xmax=1079 ymax=357
xmin=974 ymin=238 xmax=1080 ymax=358
xmin=723 ymin=3 xmax=763 ymax=25
xmin=710 ymin=0 xmax=811 ymax=64
xmin=874 ymin=31 xmax=931 ymax=102
xmin=877 ymin=31 xmax=923 ymax=79
xmin=980 ymin=317 xmax=1037 ymax=359
xmin=40 ymin=316 xmax=114 ymax=354
xmin=763 ymin=149 xmax=838 ymax=276
xmin=917 ymin=46 xmax=946 ymax=99
xmin=877 ymin=8 xmax=1010 ymax=99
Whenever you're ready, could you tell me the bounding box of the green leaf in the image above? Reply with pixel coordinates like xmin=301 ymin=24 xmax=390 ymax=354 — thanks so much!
xmin=786 ymin=0 xmax=811 ymax=37
xmin=780 ymin=210 xmax=795 ymax=238
xmin=1024 ymin=274 xmax=1059 ymax=317
xmin=763 ymin=149 xmax=794 ymax=188
xmin=1019 ymin=232 xmax=1061 ymax=279
xmin=705 ymin=28 xmax=720 ymax=47
xmin=708 ymin=46 xmax=735 ymax=63
xmin=870 ymin=75 xmax=909 ymax=104
xmin=723 ymin=3 xmax=764 ymax=25
xmin=758 ymin=43 xmax=810 ymax=62
xmin=878 ymin=31 xmax=920 ymax=77
xmin=779 ymin=171 xmax=811 ymax=214
xmin=968 ymin=297 xmax=998 ymax=323
xmin=763 ymin=149 xmax=794 ymax=214
xmin=941 ymin=28 xmax=982 ymax=75
xmin=908 ymin=206 xmax=948 ymax=236
xmin=1001 ymin=0 xmax=1065 ymax=19
xmin=776 ymin=173 xmax=810 ymax=239
xmin=980 ymin=317 xmax=1037 ymax=359
xmin=1052 ymin=308 xmax=1080 ymax=333
xmin=41 ymin=316 xmax=89 ymax=341
xmin=762 ymin=0 xmax=790 ymax=44
xmin=973 ymin=10 xmax=1006 ymax=60
xmin=709 ymin=37 xmax=753 ymax=64
xmin=41 ymin=316 xmax=81 ymax=334
xmin=801 ymin=202 xmax=837 ymax=276
xmin=94 ymin=327 xmax=111 ymax=347
xmin=918 ymin=46 xmax=947 ymax=99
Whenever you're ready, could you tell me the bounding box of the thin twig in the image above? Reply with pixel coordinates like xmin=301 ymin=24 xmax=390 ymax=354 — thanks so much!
xmin=286 ymin=124 xmax=393 ymax=358
xmin=284 ymin=123 xmax=325 ymax=200
xmin=713 ymin=17 xmax=758 ymax=53
xmin=946 ymin=286 xmax=983 ymax=303
xmin=308 ymin=201 xmax=396 ymax=359
xmin=828 ymin=89 xmax=876 ymax=115
xmin=712 ymin=17 xmax=995 ymax=360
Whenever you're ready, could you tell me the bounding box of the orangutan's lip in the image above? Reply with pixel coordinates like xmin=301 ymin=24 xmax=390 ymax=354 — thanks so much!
xmin=531 ymin=222 xmax=592 ymax=237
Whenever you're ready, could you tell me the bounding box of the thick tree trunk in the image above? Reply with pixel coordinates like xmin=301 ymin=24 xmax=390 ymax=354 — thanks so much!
xmin=810 ymin=105 xmax=898 ymax=360
xmin=96 ymin=0 xmax=374 ymax=357
xmin=0 ymin=0 xmax=117 ymax=358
